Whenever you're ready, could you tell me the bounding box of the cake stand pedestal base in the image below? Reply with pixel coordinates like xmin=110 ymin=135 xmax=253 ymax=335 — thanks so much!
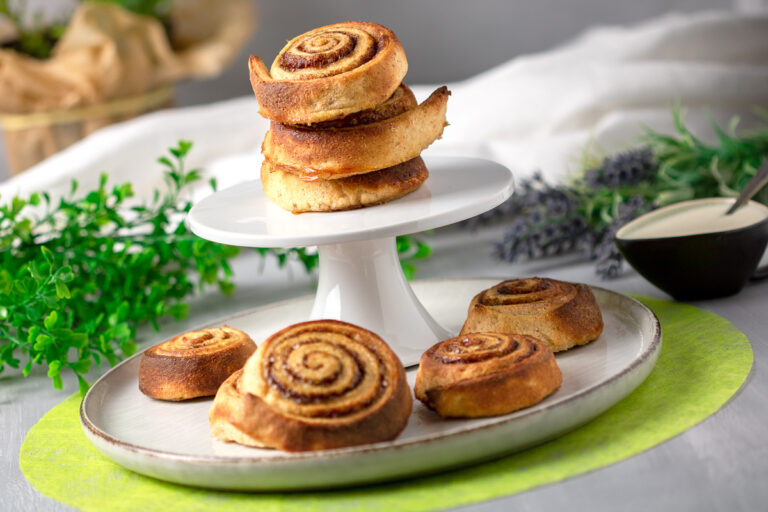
xmin=311 ymin=237 xmax=452 ymax=366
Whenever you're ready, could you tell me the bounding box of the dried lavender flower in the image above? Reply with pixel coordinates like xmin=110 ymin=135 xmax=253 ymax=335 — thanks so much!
xmin=583 ymin=147 xmax=656 ymax=190
xmin=492 ymin=173 xmax=586 ymax=263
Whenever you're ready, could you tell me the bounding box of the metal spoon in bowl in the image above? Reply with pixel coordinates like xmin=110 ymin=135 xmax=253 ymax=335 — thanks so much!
xmin=724 ymin=160 xmax=768 ymax=280
xmin=726 ymin=160 xmax=768 ymax=215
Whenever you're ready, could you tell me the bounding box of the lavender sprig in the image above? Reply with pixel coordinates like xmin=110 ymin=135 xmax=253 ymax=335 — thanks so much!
xmin=493 ymin=172 xmax=587 ymax=262
xmin=478 ymin=148 xmax=658 ymax=279
xmin=583 ymin=148 xmax=656 ymax=189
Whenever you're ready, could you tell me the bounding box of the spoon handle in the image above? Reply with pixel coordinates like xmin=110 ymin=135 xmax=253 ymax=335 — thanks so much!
xmin=726 ymin=160 xmax=768 ymax=215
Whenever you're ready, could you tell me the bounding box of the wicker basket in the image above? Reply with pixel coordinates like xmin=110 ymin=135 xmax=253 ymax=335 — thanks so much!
xmin=1 ymin=87 xmax=174 ymax=175
xmin=0 ymin=0 xmax=254 ymax=175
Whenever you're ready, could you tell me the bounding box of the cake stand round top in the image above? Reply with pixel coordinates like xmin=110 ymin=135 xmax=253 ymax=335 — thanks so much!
xmin=187 ymin=155 xmax=513 ymax=247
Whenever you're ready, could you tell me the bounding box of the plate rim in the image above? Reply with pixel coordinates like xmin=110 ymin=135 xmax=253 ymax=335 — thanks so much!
xmin=80 ymin=279 xmax=661 ymax=466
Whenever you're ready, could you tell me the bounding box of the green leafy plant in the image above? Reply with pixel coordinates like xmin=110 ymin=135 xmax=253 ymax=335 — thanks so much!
xmin=0 ymin=141 xmax=433 ymax=393
xmin=0 ymin=141 xmax=241 ymax=393
xmin=644 ymin=109 xmax=768 ymax=206
xmin=0 ymin=0 xmax=67 ymax=59
xmin=0 ymin=0 xmax=171 ymax=60
xmin=397 ymin=235 xmax=433 ymax=281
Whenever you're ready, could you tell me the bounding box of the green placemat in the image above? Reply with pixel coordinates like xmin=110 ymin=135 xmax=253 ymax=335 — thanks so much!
xmin=20 ymin=296 xmax=752 ymax=512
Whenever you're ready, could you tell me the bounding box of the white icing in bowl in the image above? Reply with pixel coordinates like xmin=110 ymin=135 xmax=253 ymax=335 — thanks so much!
xmin=616 ymin=198 xmax=768 ymax=240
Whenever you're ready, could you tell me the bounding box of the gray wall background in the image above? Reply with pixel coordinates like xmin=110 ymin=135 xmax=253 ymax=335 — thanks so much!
xmin=1 ymin=0 xmax=732 ymax=181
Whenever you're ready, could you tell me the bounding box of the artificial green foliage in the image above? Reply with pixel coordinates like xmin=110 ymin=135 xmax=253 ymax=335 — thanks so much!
xmin=397 ymin=235 xmax=433 ymax=281
xmin=644 ymin=109 xmax=768 ymax=206
xmin=0 ymin=0 xmax=171 ymax=60
xmin=0 ymin=141 xmax=240 ymax=393
xmin=0 ymin=0 xmax=68 ymax=60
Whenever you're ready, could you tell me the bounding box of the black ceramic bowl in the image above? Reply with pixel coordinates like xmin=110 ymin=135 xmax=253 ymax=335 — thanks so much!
xmin=615 ymin=198 xmax=768 ymax=300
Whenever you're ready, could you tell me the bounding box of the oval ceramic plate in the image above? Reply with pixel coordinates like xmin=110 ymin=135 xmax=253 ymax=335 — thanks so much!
xmin=81 ymin=279 xmax=661 ymax=491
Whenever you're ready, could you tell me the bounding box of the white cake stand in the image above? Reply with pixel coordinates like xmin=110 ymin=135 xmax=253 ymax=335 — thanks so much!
xmin=187 ymin=155 xmax=514 ymax=366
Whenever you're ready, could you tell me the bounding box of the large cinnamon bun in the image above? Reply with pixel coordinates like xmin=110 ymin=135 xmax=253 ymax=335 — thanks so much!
xmin=209 ymin=320 xmax=412 ymax=452
xmin=460 ymin=278 xmax=604 ymax=352
xmin=139 ymin=326 xmax=256 ymax=401
xmin=262 ymin=86 xmax=449 ymax=180
xmin=249 ymin=22 xmax=408 ymax=124
xmin=260 ymin=156 xmax=428 ymax=213
xmin=414 ymin=332 xmax=562 ymax=418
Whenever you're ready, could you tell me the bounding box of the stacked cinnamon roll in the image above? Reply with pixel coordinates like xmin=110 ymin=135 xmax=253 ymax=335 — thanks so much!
xmin=249 ymin=22 xmax=449 ymax=213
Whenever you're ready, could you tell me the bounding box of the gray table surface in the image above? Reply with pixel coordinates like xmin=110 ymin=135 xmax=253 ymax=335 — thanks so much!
xmin=2 ymin=225 xmax=767 ymax=512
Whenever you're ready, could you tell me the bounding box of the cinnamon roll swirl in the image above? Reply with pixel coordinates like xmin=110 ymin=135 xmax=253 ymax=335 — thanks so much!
xmin=249 ymin=22 xmax=408 ymax=124
xmin=414 ymin=333 xmax=562 ymax=418
xmin=139 ymin=326 xmax=256 ymax=401
xmin=460 ymin=278 xmax=604 ymax=352
xmin=262 ymin=86 xmax=450 ymax=180
xmin=261 ymin=156 xmax=428 ymax=213
xmin=210 ymin=320 xmax=412 ymax=452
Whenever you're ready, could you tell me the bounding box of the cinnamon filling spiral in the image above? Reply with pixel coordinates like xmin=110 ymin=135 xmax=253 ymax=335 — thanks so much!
xmin=139 ymin=326 xmax=256 ymax=401
xmin=435 ymin=333 xmax=528 ymax=364
xmin=275 ymin=28 xmax=377 ymax=79
xmin=479 ymin=278 xmax=577 ymax=308
xmin=425 ymin=333 xmax=538 ymax=366
xmin=242 ymin=321 xmax=397 ymax=420
xmin=152 ymin=326 xmax=243 ymax=356
xmin=249 ymin=22 xmax=408 ymax=124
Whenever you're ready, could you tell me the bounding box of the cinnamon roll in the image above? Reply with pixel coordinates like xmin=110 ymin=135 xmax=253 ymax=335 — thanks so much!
xmin=210 ymin=320 xmax=412 ymax=452
xmin=262 ymin=86 xmax=449 ymax=180
xmin=460 ymin=278 xmax=604 ymax=352
xmin=414 ymin=332 xmax=562 ymax=418
xmin=139 ymin=326 xmax=256 ymax=401
xmin=249 ymin=22 xmax=408 ymax=124
xmin=261 ymin=156 xmax=429 ymax=213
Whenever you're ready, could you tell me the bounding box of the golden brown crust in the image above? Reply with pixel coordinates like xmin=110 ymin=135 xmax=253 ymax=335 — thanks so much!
xmin=249 ymin=22 xmax=408 ymax=124
xmin=414 ymin=333 xmax=562 ymax=418
xmin=262 ymin=86 xmax=450 ymax=180
xmin=261 ymin=156 xmax=428 ymax=213
xmin=210 ymin=320 xmax=412 ymax=452
xmin=139 ymin=326 xmax=256 ymax=401
xmin=209 ymin=370 xmax=266 ymax=448
xmin=460 ymin=278 xmax=604 ymax=352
